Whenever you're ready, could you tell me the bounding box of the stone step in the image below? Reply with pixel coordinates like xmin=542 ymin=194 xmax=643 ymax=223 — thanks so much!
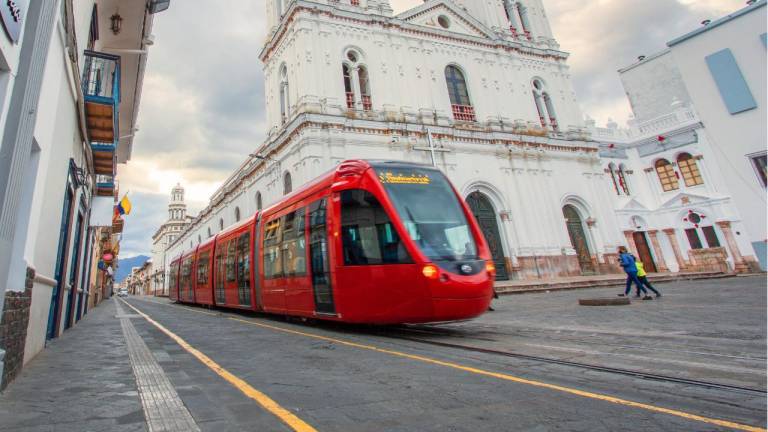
xmin=496 ymin=272 xmax=731 ymax=295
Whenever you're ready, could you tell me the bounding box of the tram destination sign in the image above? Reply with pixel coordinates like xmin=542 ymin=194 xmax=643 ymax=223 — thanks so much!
xmin=378 ymin=172 xmax=431 ymax=185
xmin=0 ymin=0 xmax=23 ymax=43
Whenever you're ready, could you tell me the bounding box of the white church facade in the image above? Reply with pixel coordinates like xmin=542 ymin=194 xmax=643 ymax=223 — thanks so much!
xmin=166 ymin=0 xmax=627 ymax=281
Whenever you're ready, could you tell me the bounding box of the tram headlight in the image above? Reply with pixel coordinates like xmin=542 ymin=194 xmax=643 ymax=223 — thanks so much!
xmin=422 ymin=264 xmax=439 ymax=280
xmin=485 ymin=261 xmax=496 ymax=277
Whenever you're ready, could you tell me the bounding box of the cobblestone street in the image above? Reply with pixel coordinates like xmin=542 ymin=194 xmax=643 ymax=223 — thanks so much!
xmin=0 ymin=276 xmax=764 ymax=431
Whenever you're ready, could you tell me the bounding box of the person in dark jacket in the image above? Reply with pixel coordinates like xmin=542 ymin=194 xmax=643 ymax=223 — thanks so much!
xmin=617 ymin=246 xmax=651 ymax=300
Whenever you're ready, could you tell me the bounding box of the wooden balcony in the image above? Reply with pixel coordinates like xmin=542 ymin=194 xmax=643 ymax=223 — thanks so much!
xmin=82 ymin=51 xmax=120 ymax=146
xmin=95 ymin=174 xmax=115 ymax=197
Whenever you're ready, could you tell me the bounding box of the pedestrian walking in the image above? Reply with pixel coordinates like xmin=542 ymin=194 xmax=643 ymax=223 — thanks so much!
xmin=617 ymin=246 xmax=652 ymax=300
xmin=635 ymin=261 xmax=661 ymax=298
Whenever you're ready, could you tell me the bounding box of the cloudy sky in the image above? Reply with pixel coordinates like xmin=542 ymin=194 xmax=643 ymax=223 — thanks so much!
xmin=119 ymin=0 xmax=738 ymax=258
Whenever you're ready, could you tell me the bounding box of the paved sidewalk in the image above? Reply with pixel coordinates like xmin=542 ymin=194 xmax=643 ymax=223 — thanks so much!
xmin=494 ymin=271 xmax=735 ymax=294
xmin=0 ymin=298 xmax=147 ymax=432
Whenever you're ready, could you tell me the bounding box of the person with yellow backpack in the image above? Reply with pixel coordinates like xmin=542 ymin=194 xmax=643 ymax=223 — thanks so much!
xmin=635 ymin=260 xmax=662 ymax=298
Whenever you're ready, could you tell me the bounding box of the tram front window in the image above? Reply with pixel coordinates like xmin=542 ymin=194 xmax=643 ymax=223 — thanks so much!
xmin=376 ymin=167 xmax=478 ymax=262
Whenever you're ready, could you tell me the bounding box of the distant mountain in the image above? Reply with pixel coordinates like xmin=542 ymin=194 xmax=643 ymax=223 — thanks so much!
xmin=115 ymin=255 xmax=149 ymax=283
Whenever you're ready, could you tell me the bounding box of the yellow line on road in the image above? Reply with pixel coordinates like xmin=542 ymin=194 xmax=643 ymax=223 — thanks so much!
xmin=120 ymin=299 xmax=318 ymax=432
xmin=227 ymin=317 xmax=766 ymax=432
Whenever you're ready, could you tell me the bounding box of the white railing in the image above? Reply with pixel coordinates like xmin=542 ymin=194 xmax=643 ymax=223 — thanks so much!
xmin=588 ymin=105 xmax=699 ymax=143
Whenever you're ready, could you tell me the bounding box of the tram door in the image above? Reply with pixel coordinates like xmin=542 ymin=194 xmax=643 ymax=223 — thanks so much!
xmin=309 ymin=198 xmax=335 ymax=314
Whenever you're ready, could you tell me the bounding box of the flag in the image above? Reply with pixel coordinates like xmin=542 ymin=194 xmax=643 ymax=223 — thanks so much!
xmin=118 ymin=194 xmax=132 ymax=215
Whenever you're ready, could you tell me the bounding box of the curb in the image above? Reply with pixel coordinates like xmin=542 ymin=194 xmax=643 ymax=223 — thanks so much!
xmin=496 ymin=272 xmax=735 ymax=295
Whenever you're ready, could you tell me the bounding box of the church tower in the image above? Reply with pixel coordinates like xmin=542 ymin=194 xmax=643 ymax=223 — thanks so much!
xmin=451 ymin=0 xmax=556 ymax=44
xmin=168 ymin=184 xmax=186 ymax=221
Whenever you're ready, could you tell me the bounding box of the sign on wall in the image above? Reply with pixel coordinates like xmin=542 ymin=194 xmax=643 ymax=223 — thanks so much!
xmin=0 ymin=0 xmax=23 ymax=43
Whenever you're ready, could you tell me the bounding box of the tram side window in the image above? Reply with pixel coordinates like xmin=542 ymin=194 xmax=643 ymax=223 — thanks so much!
xmin=340 ymin=189 xmax=411 ymax=265
xmin=226 ymin=240 xmax=237 ymax=282
xmin=263 ymin=218 xmax=283 ymax=279
xmin=197 ymin=252 xmax=209 ymax=285
xmin=182 ymin=259 xmax=193 ymax=294
xmin=215 ymin=247 xmax=225 ymax=302
xmin=237 ymin=232 xmax=251 ymax=304
xmin=282 ymin=209 xmax=307 ymax=276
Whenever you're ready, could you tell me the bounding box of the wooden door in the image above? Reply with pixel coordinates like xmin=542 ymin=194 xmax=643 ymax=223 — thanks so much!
xmin=563 ymin=205 xmax=595 ymax=274
xmin=466 ymin=192 xmax=509 ymax=281
xmin=633 ymin=232 xmax=657 ymax=273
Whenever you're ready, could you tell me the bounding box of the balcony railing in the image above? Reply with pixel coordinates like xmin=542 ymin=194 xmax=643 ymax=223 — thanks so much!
xmin=524 ymin=30 xmax=532 ymax=41
xmin=346 ymin=92 xmax=355 ymax=109
xmin=82 ymin=51 xmax=121 ymax=105
xmin=451 ymin=104 xmax=476 ymax=122
xmin=362 ymin=95 xmax=372 ymax=111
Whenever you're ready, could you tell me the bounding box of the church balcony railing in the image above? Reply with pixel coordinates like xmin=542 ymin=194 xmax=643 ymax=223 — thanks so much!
xmin=524 ymin=30 xmax=532 ymax=41
xmin=346 ymin=92 xmax=355 ymax=109
xmin=362 ymin=95 xmax=372 ymax=111
xmin=82 ymin=51 xmax=121 ymax=147
xmin=350 ymin=0 xmax=360 ymax=5
xmin=549 ymin=117 xmax=559 ymax=131
xmin=539 ymin=116 xmax=547 ymax=128
xmin=509 ymin=26 xmax=518 ymax=37
xmin=452 ymin=104 xmax=476 ymax=122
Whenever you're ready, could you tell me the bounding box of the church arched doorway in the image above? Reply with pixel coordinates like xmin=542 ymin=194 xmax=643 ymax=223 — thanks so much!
xmin=466 ymin=191 xmax=509 ymax=280
xmin=562 ymin=204 xmax=595 ymax=274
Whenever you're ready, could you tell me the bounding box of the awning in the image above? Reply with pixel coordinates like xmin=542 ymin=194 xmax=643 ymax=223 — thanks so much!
xmin=90 ymin=196 xmax=115 ymax=227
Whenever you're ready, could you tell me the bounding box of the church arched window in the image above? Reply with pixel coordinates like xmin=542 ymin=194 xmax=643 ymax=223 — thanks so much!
xmin=283 ymin=171 xmax=292 ymax=195
xmin=343 ymin=64 xmax=354 ymax=109
xmin=235 ymin=206 xmax=241 ymax=222
xmin=516 ymin=2 xmax=533 ymax=40
xmin=207 ymin=227 xmax=212 ymax=238
xmin=607 ymin=163 xmax=620 ymax=195
xmin=256 ymin=191 xmax=263 ymax=211
xmin=342 ymin=49 xmax=372 ymax=111
xmin=279 ymin=64 xmax=289 ymax=124
xmin=617 ymin=163 xmax=630 ymax=195
xmin=532 ymin=79 xmax=558 ymax=131
xmin=445 ymin=65 xmax=475 ymax=122
xmin=198 ymin=235 xmax=201 ymax=244
xmin=503 ymin=0 xmax=520 ymax=37
xmin=219 ymin=218 xmax=224 ymax=231
xmin=677 ymin=153 xmax=703 ymax=187
xmin=655 ymin=159 xmax=679 ymax=192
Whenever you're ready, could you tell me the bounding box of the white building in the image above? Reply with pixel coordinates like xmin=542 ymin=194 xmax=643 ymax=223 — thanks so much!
xmin=589 ymin=0 xmax=765 ymax=273
xmin=166 ymin=0 xmax=630 ymax=281
xmin=0 ymin=0 xmax=169 ymax=389
xmin=150 ymin=184 xmax=192 ymax=295
xmin=667 ymin=0 xmax=766 ymax=270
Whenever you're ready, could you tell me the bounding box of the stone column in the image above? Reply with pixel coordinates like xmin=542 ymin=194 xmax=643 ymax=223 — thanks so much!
xmin=716 ymin=221 xmax=749 ymax=273
xmin=351 ymin=66 xmax=363 ymax=109
xmin=663 ymin=228 xmax=688 ymax=271
xmin=646 ymin=230 xmax=669 ymax=272
xmin=623 ymin=230 xmax=639 ymax=257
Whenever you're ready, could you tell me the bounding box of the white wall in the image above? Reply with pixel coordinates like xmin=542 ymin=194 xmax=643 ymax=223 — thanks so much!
xmin=263 ymin=6 xmax=582 ymax=138
xmin=668 ymin=4 xmax=767 ymax=261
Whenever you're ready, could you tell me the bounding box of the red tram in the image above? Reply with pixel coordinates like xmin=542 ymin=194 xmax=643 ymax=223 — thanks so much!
xmin=166 ymin=160 xmax=494 ymax=324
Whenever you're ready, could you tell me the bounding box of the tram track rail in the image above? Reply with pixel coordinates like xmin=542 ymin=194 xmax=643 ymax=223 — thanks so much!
xmin=399 ymin=324 xmax=768 ymax=362
xmin=381 ymin=328 xmax=767 ymax=396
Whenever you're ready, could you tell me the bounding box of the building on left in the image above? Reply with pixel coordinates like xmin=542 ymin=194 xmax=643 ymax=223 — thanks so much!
xmin=0 ymin=0 xmax=171 ymax=390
